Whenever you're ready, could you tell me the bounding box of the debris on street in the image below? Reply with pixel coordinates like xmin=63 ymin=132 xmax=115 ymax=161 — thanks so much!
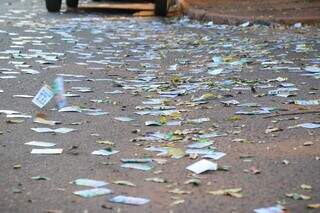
xmin=0 ymin=1 xmax=319 ymax=212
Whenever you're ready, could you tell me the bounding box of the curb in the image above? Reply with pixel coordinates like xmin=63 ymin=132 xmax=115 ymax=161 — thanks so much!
xmin=179 ymin=0 xmax=320 ymax=25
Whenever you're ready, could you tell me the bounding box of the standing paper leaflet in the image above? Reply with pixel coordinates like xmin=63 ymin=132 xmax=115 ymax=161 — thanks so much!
xmin=52 ymin=77 xmax=67 ymax=109
xmin=32 ymin=85 xmax=54 ymax=108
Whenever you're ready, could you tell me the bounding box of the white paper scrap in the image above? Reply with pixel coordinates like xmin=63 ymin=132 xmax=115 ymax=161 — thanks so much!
xmin=31 ymin=148 xmax=63 ymax=155
xmin=298 ymin=123 xmax=320 ymax=129
xmin=21 ymin=69 xmax=40 ymax=74
xmin=25 ymin=141 xmax=56 ymax=147
xmin=186 ymin=159 xmax=218 ymax=174
xmin=31 ymin=127 xmax=54 ymax=133
xmin=58 ymin=106 xmax=81 ymax=113
xmin=54 ymin=128 xmax=76 ymax=133
xmin=73 ymin=188 xmax=112 ymax=198
xmin=31 ymin=127 xmax=76 ymax=133
xmin=7 ymin=114 xmax=32 ymax=118
xmin=254 ymin=205 xmax=285 ymax=213
xmin=91 ymin=149 xmax=119 ymax=156
xmin=203 ymin=152 xmax=226 ymax=160
xmin=32 ymin=85 xmax=54 ymax=108
xmin=109 ymin=195 xmax=150 ymax=205
xmin=73 ymin=178 xmax=108 ymax=188
xmin=0 ymin=110 xmax=20 ymax=115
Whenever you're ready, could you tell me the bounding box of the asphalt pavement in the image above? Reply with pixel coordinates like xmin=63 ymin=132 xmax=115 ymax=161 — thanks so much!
xmin=0 ymin=0 xmax=319 ymax=213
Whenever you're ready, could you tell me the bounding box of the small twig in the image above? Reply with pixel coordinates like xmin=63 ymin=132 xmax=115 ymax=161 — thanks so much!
xmin=263 ymin=110 xmax=320 ymax=119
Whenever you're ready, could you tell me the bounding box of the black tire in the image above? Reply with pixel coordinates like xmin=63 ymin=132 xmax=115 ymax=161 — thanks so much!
xmin=155 ymin=0 xmax=168 ymax=16
xmin=66 ymin=0 xmax=79 ymax=8
xmin=46 ymin=0 xmax=62 ymax=12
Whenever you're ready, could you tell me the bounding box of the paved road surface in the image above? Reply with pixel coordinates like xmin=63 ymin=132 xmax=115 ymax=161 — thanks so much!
xmin=0 ymin=0 xmax=319 ymax=212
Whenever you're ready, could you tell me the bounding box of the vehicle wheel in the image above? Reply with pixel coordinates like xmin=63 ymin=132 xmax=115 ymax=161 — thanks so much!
xmin=66 ymin=0 xmax=79 ymax=8
xmin=155 ymin=0 xmax=168 ymax=16
xmin=46 ymin=0 xmax=62 ymax=12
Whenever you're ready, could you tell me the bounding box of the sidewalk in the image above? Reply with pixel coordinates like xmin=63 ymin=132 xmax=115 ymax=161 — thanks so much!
xmin=179 ymin=0 xmax=320 ymax=25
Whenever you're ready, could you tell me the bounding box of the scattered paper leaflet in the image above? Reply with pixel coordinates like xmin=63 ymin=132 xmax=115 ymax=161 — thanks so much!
xmin=32 ymin=85 xmax=54 ymax=108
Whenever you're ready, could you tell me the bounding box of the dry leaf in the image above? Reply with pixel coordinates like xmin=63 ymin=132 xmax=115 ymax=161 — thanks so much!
xmin=167 ymin=147 xmax=185 ymax=159
xmin=113 ymin=180 xmax=136 ymax=187
xmin=207 ymin=188 xmax=243 ymax=198
xmin=286 ymin=193 xmax=311 ymax=200
xmin=96 ymin=140 xmax=114 ymax=146
xmin=265 ymin=127 xmax=283 ymax=134
xmin=300 ymin=184 xmax=312 ymax=190
xmin=303 ymin=141 xmax=314 ymax=146
xmin=153 ymin=158 xmax=167 ymax=165
xmin=308 ymin=203 xmax=320 ymax=209
xmin=228 ymin=115 xmax=241 ymax=121
xmin=145 ymin=177 xmax=167 ymax=183
xmin=170 ymin=199 xmax=185 ymax=206
xmin=159 ymin=115 xmax=168 ymax=124
xmin=184 ymin=179 xmax=201 ymax=186
xmin=6 ymin=119 xmax=24 ymax=124
xmin=169 ymin=188 xmax=192 ymax=195
xmin=250 ymin=166 xmax=261 ymax=174
xmin=34 ymin=117 xmax=60 ymax=126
